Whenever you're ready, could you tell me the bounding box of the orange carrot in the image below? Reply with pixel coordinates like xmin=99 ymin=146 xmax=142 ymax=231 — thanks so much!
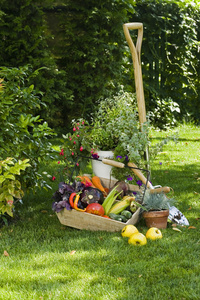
xmin=92 ymin=176 xmax=107 ymax=195
xmin=76 ymin=176 xmax=96 ymax=188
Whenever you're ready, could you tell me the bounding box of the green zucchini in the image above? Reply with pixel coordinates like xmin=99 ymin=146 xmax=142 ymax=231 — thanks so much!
xmin=121 ymin=210 xmax=132 ymax=219
xmin=109 ymin=213 xmax=123 ymax=222
xmin=119 ymin=214 xmax=128 ymax=222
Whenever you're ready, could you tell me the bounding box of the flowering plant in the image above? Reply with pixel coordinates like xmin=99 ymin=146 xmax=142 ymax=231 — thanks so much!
xmin=53 ymin=119 xmax=98 ymax=182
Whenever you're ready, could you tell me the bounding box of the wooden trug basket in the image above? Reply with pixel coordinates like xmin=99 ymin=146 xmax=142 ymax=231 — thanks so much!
xmin=56 ymin=176 xmax=142 ymax=232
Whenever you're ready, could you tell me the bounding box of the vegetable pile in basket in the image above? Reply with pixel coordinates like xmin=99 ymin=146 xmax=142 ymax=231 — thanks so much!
xmin=52 ymin=175 xmax=140 ymax=222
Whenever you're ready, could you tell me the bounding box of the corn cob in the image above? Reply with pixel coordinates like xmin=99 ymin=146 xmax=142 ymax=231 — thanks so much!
xmin=108 ymin=196 xmax=135 ymax=215
xmin=102 ymin=185 xmax=122 ymax=215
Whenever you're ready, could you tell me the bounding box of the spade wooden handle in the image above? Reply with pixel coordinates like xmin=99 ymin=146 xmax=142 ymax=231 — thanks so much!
xmin=102 ymin=159 xmax=125 ymax=168
xmin=128 ymin=162 xmax=153 ymax=188
xmin=128 ymin=162 xmax=171 ymax=193
xmin=102 ymin=160 xmax=171 ymax=194
xmin=123 ymin=22 xmax=146 ymax=125
xmin=150 ymin=187 xmax=171 ymax=194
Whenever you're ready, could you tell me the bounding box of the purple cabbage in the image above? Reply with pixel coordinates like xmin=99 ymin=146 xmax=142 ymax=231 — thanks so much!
xmin=52 ymin=200 xmax=71 ymax=212
xmin=58 ymin=182 xmax=74 ymax=194
xmin=52 ymin=180 xmax=85 ymax=213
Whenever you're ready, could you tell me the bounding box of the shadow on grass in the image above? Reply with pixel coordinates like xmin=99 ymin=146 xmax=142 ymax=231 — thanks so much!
xmin=150 ymin=136 xmax=200 ymax=142
xmin=151 ymin=163 xmax=200 ymax=192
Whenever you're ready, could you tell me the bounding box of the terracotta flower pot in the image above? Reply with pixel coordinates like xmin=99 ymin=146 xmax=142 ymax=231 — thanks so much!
xmin=142 ymin=210 xmax=169 ymax=229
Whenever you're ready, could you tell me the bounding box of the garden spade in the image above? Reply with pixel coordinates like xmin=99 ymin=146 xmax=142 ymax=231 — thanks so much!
xmin=101 ymin=159 xmax=189 ymax=226
xmin=123 ymin=23 xmax=149 ymax=166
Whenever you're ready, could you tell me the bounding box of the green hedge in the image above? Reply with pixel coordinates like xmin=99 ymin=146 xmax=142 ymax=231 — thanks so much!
xmin=43 ymin=0 xmax=135 ymax=126
xmin=0 ymin=0 xmax=199 ymax=130
xmin=0 ymin=0 xmax=71 ymax=130
xmin=131 ymin=0 xmax=200 ymax=121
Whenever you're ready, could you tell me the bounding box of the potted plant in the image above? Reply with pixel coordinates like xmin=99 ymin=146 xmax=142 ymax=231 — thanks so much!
xmin=89 ymin=90 xmax=149 ymax=180
xmin=141 ymin=189 xmax=174 ymax=229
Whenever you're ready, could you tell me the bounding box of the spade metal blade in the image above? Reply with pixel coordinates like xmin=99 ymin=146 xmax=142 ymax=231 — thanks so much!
xmin=168 ymin=206 xmax=189 ymax=226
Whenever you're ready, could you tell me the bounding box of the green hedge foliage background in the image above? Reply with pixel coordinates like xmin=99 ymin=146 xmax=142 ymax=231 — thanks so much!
xmin=0 ymin=0 xmax=199 ymax=132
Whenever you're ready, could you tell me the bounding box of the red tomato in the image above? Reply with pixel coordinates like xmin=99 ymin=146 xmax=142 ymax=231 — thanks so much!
xmin=86 ymin=203 xmax=105 ymax=216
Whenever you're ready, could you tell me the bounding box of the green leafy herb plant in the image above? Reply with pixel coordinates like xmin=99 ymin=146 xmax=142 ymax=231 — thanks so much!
xmin=90 ymin=90 xmax=150 ymax=181
xmin=141 ymin=189 xmax=175 ymax=212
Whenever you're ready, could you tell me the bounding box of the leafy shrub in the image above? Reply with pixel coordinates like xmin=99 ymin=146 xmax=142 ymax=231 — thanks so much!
xmin=90 ymin=91 xmax=149 ymax=164
xmin=0 ymin=65 xmax=57 ymax=192
xmin=148 ymin=97 xmax=180 ymax=130
xmin=0 ymin=0 xmax=71 ymax=131
xmin=43 ymin=0 xmax=135 ymax=127
xmin=0 ymin=157 xmax=30 ymax=218
xmin=90 ymin=91 xmax=138 ymax=151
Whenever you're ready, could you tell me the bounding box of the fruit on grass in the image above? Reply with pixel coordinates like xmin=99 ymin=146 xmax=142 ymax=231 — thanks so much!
xmin=121 ymin=225 xmax=138 ymax=237
xmin=146 ymin=227 xmax=163 ymax=240
xmin=85 ymin=203 xmax=105 ymax=216
xmin=128 ymin=232 xmax=147 ymax=246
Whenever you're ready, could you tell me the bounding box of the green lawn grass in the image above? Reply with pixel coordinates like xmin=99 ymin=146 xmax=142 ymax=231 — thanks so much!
xmin=0 ymin=123 xmax=199 ymax=300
